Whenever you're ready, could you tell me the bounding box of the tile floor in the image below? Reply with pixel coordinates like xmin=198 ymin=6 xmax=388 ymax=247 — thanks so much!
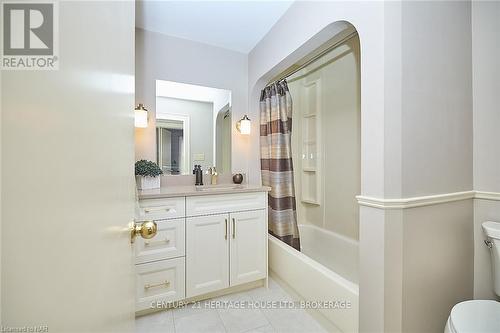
xmin=136 ymin=277 xmax=327 ymax=333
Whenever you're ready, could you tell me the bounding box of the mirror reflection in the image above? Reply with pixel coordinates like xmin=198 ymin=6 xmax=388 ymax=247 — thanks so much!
xmin=155 ymin=80 xmax=232 ymax=175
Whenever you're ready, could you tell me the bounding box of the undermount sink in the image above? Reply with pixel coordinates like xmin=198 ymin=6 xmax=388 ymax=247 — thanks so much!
xmin=195 ymin=184 xmax=244 ymax=192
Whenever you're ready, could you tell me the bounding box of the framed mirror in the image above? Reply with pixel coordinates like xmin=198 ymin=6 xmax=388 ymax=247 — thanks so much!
xmin=155 ymin=80 xmax=232 ymax=175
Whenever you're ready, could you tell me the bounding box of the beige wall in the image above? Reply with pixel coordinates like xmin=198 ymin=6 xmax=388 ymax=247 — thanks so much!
xmin=472 ymin=1 xmax=500 ymax=192
xmin=288 ymin=36 xmax=361 ymax=240
xmin=135 ymin=29 xmax=251 ymax=180
xmin=472 ymin=0 xmax=500 ymax=301
xmin=363 ymin=201 xmax=475 ymax=333
xmin=401 ymin=0 xmax=473 ymax=197
xmin=402 ymin=201 xmax=474 ymax=333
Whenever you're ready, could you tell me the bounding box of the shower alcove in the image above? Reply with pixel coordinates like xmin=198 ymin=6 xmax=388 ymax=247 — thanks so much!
xmin=263 ymin=22 xmax=361 ymax=333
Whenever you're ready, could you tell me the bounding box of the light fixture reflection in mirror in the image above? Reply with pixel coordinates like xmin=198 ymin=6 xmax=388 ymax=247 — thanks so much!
xmin=237 ymin=115 xmax=251 ymax=135
xmin=135 ymin=103 xmax=148 ymax=128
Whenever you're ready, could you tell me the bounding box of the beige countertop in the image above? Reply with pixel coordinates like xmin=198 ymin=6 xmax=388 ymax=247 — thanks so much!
xmin=137 ymin=184 xmax=271 ymax=200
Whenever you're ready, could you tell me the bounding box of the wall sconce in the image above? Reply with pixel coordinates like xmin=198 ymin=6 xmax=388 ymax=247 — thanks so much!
xmin=236 ymin=115 xmax=251 ymax=135
xmin=134 ymin=103 xmax=148 ymax=128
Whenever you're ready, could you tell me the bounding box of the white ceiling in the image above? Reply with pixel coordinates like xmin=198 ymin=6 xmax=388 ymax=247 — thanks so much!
xmin=136 ymin=1 xmax=294 ymax=53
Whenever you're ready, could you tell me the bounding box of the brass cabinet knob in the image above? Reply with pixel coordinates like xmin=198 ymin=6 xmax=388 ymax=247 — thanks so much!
xmin=131 ymin=220 xmax=157 ymax=243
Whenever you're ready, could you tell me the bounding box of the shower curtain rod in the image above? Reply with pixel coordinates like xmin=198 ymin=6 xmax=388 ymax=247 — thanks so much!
xmin=266 ymin=31 xmax=359 ymax=87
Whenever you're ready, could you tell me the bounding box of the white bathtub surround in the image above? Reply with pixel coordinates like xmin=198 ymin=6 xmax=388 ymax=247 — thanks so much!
xmin=288 ymin=33 xmax=361 ymax=241
xmin=136 ymin=277 xmax=327 ymax=333
xmin=262 ymin=27 xmax=361 ymax=333
xmin=268 ymin=227 xmax=359 ymax=333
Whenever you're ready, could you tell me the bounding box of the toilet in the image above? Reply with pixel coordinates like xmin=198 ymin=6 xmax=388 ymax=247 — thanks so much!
xmin=444 ymin=221 xmax=500 ymax=333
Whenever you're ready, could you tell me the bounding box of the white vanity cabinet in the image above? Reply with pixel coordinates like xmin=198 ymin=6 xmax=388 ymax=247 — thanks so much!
xmin=186 ymin=209 xmax=267 ymax=298
xmin=135 ymin=189 xmax=268 ymax=312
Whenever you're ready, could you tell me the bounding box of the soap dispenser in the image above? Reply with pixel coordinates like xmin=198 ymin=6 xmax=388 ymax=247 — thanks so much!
xmin=211 ymin=167 xmax=218 ymax=185
xmin=195 ymin=165 xmax=203 ymax=186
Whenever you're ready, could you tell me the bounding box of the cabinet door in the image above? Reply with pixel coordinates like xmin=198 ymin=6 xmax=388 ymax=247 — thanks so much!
xmin=186 ymin=214 xmax=229 ymax=297
xmin=230 ymin=210 xmax=267 ymax=286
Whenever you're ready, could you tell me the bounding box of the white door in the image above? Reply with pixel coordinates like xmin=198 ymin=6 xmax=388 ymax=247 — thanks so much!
xmin=186 ymin=214 xmax=230 ymax=297
xmin=230 ymin=210 xmax=267 ymax=286
xmin=1 ymin=1 xmax=136 ymax=331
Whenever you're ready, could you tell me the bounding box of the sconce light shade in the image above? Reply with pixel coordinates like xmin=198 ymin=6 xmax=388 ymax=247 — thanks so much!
xmin=135 ymin=103 xmax=148 ymax=128
xmin=237 ymin=115 xmax=251 ymax=135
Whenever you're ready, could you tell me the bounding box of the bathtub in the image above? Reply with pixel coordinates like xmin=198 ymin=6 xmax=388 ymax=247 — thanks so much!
xmin=268 ymin=224 xmax=359 ymax=332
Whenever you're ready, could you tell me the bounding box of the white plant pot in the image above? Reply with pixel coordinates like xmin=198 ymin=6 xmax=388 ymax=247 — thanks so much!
xmin=136 ymin=176 xmax=161 ymax=190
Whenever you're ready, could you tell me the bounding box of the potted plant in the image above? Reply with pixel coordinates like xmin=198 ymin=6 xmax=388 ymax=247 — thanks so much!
xmin=135 ymin=160 xmax=163 ymax=190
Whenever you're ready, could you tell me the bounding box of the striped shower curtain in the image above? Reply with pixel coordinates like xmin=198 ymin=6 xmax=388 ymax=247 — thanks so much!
xmin=260 ymin=80 xmax=300 ymax=251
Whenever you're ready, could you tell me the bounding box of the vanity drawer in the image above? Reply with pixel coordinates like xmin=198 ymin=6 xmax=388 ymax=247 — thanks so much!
xmin=186 ymin=192 xmax=267 ymax=216
xmin=136 ymin=257 xmax=185 ymax=311
xmin=135 ymin=218 xmax=185 ymax=264
xmin=138 ymin=197 xmax=185 ymax=220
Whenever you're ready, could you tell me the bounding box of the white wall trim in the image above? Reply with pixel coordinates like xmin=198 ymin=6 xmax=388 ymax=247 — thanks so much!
xmin=475 ymin=191 xmax=500 ymax=201
xmin=356 ymin=191 xmax=476 ymax=209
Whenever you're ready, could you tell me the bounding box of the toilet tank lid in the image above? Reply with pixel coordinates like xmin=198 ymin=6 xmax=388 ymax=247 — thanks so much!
xmin=450 ymin=300 xmax=500 ymax=333
xmin=482 ymin=221 xmax=500 ymax=239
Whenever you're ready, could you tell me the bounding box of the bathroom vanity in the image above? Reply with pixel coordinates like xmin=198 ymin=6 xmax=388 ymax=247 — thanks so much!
xmin=134 ymin=185 xmax=270 ymax=312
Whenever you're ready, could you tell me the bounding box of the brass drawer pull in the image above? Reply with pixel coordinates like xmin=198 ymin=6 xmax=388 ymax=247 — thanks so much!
xmin=144 ymin=280 xmax=170 ymax=290
xmin=232 ymin=218 xmax=236 ymax=238
xmin=144 ymin=207 xmax=172 ymax=213
xmin=225 ymin=219 xmax=228 ymax=240
xmin=144 ymin=239 xmax=170 ymax=246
